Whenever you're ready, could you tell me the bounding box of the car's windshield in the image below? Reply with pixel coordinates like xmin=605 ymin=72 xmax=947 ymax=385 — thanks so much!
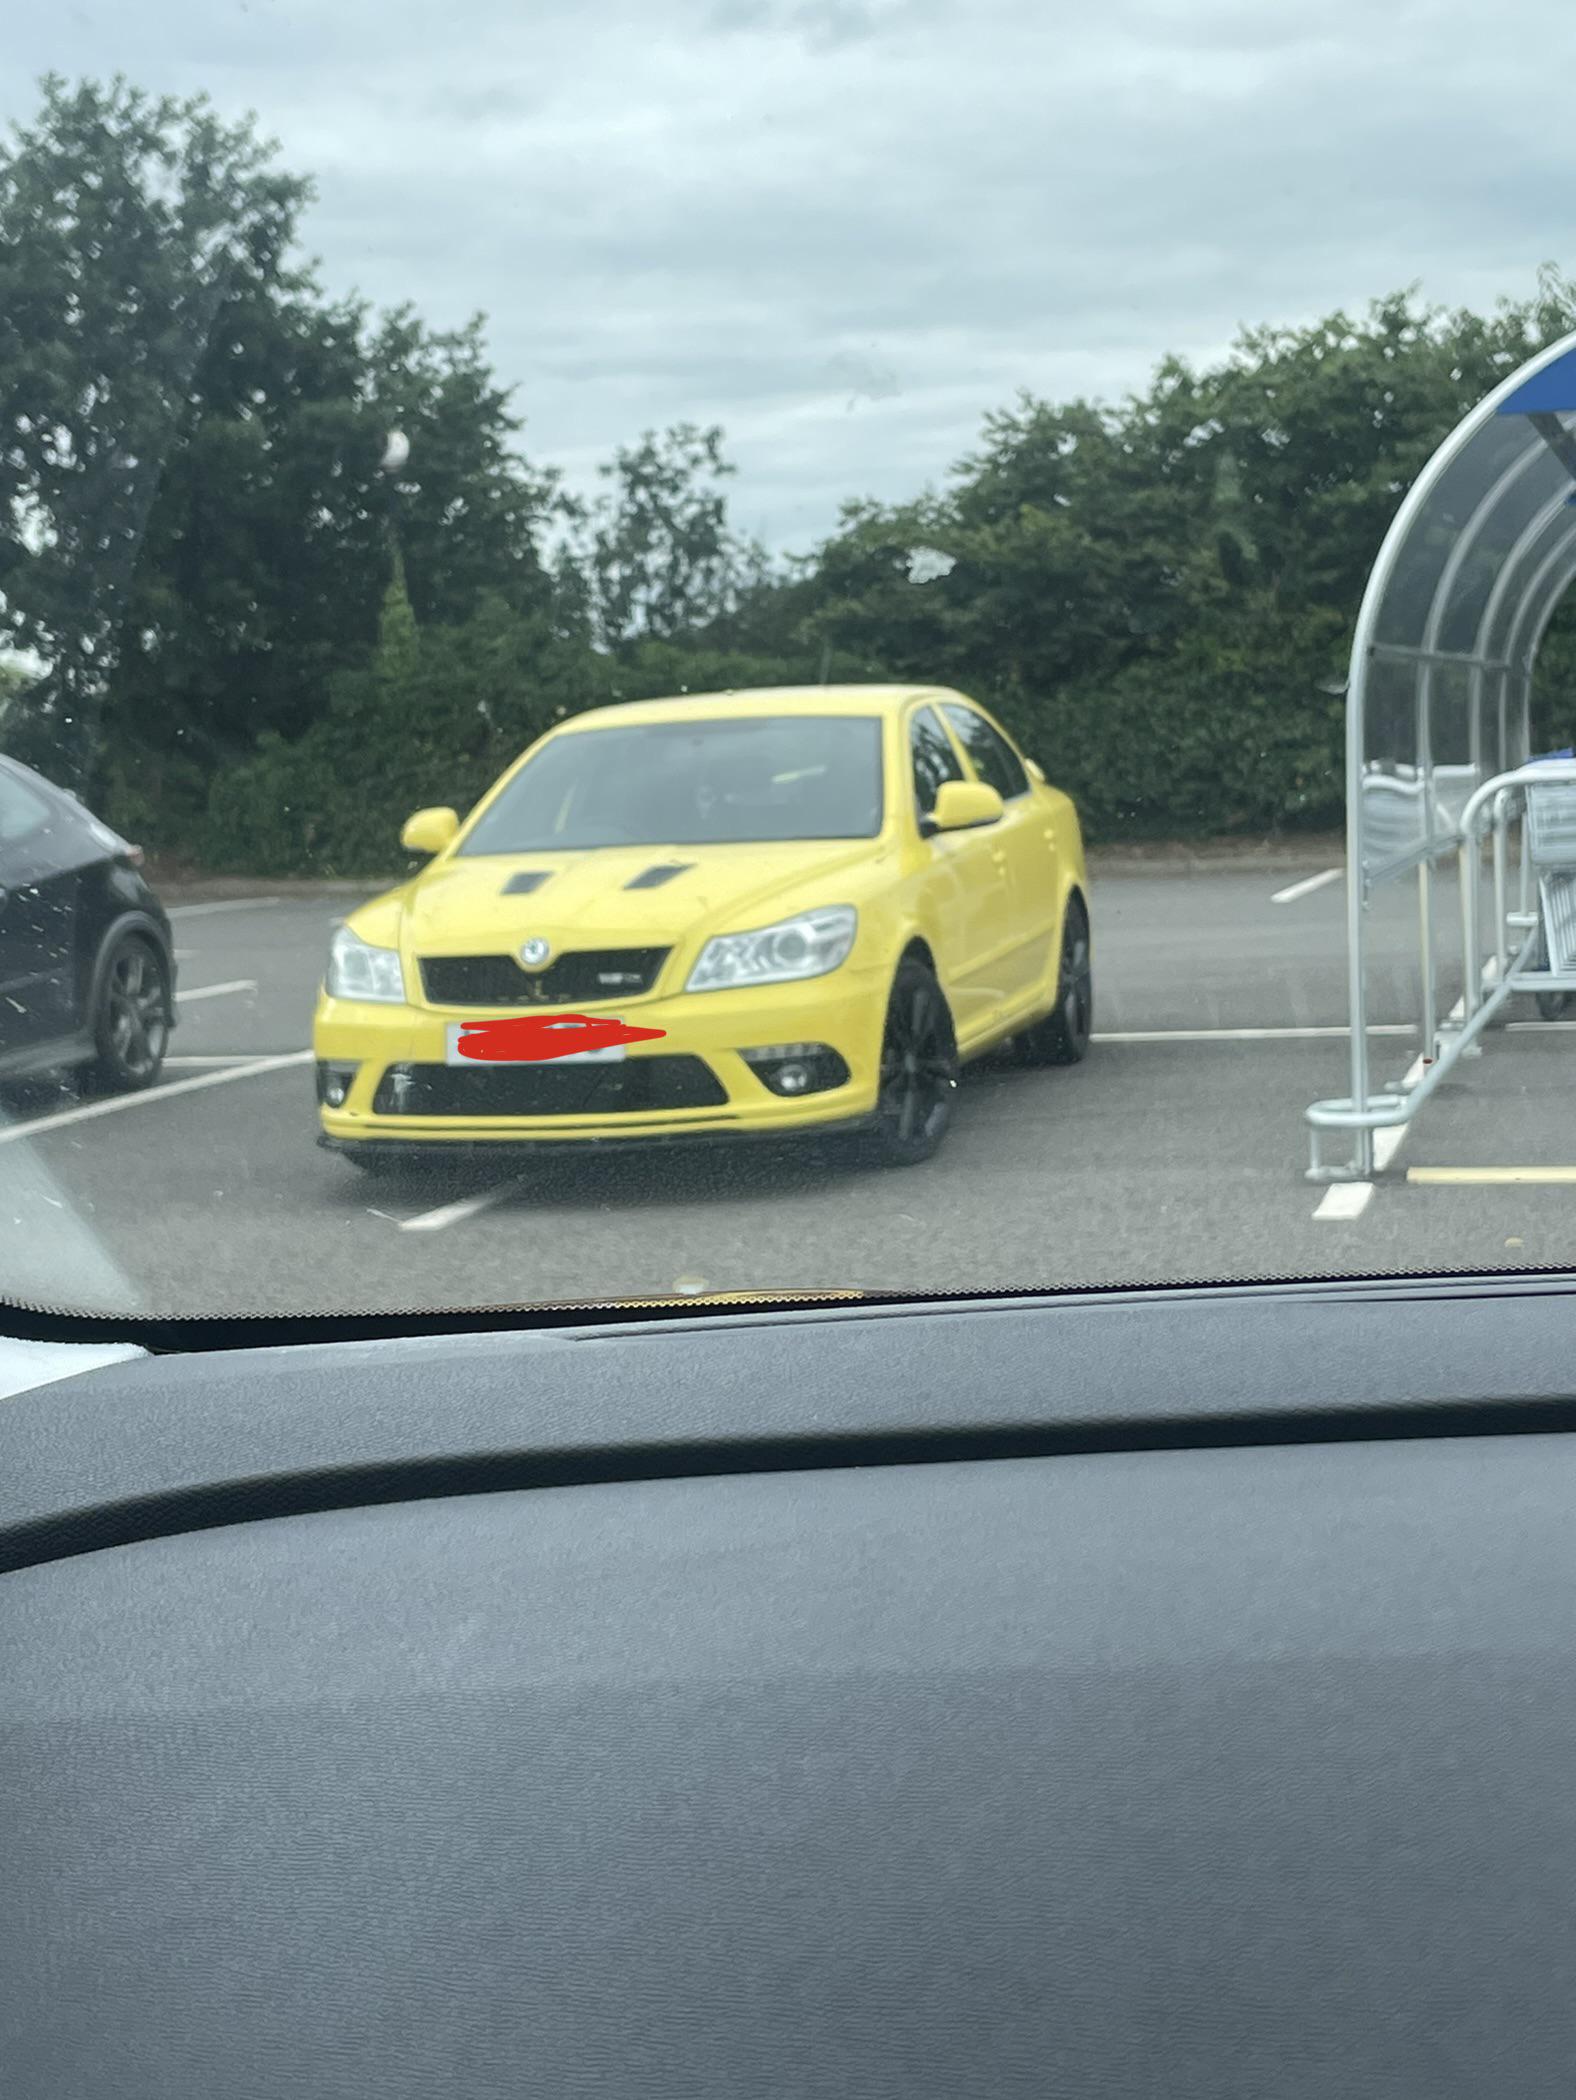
xmin=460 ymin=717 xmax=884 ymax=852
xmin=5 ymin=9 xmax=1576 ymax=1324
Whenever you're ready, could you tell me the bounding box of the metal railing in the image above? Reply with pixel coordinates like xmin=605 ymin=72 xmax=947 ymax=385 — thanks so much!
xmin=1307 ymin=760 xmax=1576 ymax=1178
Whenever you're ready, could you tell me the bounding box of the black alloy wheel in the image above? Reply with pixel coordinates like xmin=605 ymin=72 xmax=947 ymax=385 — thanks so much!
xmin=89 ymin=935 xmax=171 ymax=1093
xmin=865 ymin=956 xmax=959 ymax=1166
xmin=1016 ymin=896 xmax=1092 ymax=1066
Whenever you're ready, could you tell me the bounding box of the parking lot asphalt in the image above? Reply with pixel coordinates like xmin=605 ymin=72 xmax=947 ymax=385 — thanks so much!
xmin=4 ymin=859 xmax=1574 ymax=1318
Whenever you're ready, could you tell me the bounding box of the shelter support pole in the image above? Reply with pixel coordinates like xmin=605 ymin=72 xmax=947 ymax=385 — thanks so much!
xmin=1460 ymin=829 xmax=1480 ymax=1027
xmin=1343 ymin=650 xmax=1374 ymax=1177
xmin=1493 ymin=796 xmax=1510 ymax=980
xmin=1417 ymin=860 xmax=1438 ymax=1059
xmin=1415 ymin=662 xmax=1438 ymax=1060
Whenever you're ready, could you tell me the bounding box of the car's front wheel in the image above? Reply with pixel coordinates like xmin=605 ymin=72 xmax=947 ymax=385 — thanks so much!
xmin=862 ymin=955 xmax=959 ymax=1167
xmin=1016 ymin=895 xmax=1092 ymax=1066
xmin=88 ymin=933 xmax=171 ymax=1094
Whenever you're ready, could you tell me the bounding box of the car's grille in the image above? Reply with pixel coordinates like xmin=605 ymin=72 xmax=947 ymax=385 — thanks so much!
xmin=418 ymin=948 xmax=669 ymax=1006
xmin=372 ymin=1056 xmax=727 ymax=1118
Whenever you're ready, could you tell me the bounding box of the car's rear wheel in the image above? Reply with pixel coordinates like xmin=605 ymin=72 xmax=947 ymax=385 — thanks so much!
xmin=862 ymin=956 xmax=959 ymax=1167
xmin=88 ymin=933 xmax=171 ymax=1093
xmin=1016 ymin=896 xmax=1092 ymax=1066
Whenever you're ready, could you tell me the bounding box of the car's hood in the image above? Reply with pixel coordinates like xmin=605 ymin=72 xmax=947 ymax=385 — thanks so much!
xmin=396 ymin=840 xmax=886 ymax=954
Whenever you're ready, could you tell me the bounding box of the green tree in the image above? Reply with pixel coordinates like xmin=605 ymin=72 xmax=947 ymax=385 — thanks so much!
xmin=101 ymin=294 xmax=558 ymax=849
xmin=0 ymin=75 xmax=559 ymax=847
xmin=0 ymin=75 xmax=311 ymax=788
xmin=365 ymin=307 xmax=556 ymax=630
xmin=723 ymin=274 xmax=1576 ymax=839
xmin=579 ymin=423 xmax=761 ymax=652
xmin=203 ymin=579 xmax=602 ymax=876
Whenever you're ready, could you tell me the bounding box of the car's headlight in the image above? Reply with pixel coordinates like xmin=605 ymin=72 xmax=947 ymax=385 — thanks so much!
xmin=686 ymin=905 xmax=858 ymax=993
xmin=326 ymin=925 xmax=407 ymax=1003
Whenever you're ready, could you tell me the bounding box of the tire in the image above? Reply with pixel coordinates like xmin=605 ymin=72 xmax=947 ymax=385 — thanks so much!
xmin=1016 ymin=896 xmax=1092 ymax=1066
xmin=87 ymin=933 xmax=171 ymax=1094
xmin=861 ymin=956 xmax=960 ymax=1167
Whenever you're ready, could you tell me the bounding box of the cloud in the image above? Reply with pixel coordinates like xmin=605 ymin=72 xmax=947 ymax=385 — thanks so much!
xmin=7 ymin=0 xmax=1576 ymax=547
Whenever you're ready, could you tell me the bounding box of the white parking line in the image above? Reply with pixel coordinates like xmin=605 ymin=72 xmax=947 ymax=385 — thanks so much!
xmin=1313 ymin=1182 xmax=1374 ymax=1221
xmin=1271 ymin=868 xmax=1342 ymax=904
xmin=168 ymin=897 xmax=281 ymax=919
xmin=399 ymin=1181 xmax=522 ymax=1233
xmin=1093 ymin=1024 xmax=1413 ymax=1043
xmin=175 ymin=978 xmax=256 ymax=1004
xmin=0 ymin=1051 xmax=312 ymax=1148
xmin=164 ymin=1054 xmax=264 ymax=1067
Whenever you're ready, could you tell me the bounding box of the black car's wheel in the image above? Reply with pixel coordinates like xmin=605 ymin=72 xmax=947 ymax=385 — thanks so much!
xmin=862 ymin=956 xmax=959 ymax=1167
xmin=1016 ymin=895 xmax=1092 ymax=1066
xmin=88 ymin=934 xmax=171 ymax=1093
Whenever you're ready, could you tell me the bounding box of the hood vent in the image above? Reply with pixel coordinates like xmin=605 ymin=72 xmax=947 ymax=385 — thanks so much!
xmin=624 ymin=862 xmax=694 ymax=891
xmin=501 ymin=871 xmax=551 ymax=895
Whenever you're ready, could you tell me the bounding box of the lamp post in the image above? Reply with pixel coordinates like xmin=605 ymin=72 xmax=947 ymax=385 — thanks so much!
xmin=380 ymin=428 xmax=410 ymax=582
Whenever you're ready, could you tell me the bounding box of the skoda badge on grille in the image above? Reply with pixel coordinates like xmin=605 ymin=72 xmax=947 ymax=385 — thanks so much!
xmin=518 ymin=937 xmax=552 ymax=968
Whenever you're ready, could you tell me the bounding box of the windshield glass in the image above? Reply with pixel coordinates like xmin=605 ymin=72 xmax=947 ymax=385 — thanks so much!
xmin=4 ymin=13 xmax=1576 ymax=1322
xmin=460 ymin=718 xmax=884 ymax=852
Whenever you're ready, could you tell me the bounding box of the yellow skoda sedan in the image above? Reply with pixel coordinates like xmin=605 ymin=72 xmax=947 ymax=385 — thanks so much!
xmin=314 ymin=686 xmax=1090 ymax=1170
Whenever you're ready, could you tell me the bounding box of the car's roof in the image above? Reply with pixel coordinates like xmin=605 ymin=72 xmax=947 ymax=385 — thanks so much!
xmin=0 ymin=753 xmax=70 ymax=804
xmin=554 ymin=684 xmax=961 ymax=732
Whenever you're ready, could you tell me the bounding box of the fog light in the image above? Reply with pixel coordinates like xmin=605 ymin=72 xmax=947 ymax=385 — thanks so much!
xmin=740 ymin=1043 xmax=850 ymax=1098
xmin=316 ymin=1061 xmax=359 ymax=1108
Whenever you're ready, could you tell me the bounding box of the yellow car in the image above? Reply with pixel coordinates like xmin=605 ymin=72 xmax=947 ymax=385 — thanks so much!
xmin=314 ymin=685 xmax=1090 ymax=1169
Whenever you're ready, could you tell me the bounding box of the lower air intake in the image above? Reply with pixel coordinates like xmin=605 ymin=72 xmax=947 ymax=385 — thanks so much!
xmin=373 ymin=1056 xmax=727 ymax=1117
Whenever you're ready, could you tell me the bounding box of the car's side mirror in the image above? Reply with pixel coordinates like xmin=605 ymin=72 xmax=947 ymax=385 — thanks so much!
xmin=923 ymin=780 xmax=1006 ymax=836
xmin=401 ymin=806 xmax=460 ymax=857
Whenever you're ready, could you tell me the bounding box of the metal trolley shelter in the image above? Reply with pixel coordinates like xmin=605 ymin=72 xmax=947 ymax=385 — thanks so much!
xmin=1308 ymin=330 xmax=1576 ymax=1180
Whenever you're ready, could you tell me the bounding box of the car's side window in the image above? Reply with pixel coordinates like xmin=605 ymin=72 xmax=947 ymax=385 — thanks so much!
xmin=909 ymin=706 xmax=965 ymax=821
xmin=0 ymin=768 xmax=52 ymax=848
xmin=941 ymin=704 xmax=1029 ymax=801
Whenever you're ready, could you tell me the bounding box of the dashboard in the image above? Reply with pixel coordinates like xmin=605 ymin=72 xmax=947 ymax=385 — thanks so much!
xmin=7 ymin=1277 xmax=1576 ymax=2098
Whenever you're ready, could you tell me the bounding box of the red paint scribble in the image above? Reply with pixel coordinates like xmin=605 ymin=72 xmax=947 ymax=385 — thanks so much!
xmin=456 ymin=1012 xmax=667 ymax=1062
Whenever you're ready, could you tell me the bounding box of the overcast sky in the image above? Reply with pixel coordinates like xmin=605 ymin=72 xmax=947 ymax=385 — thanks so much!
xmin=6 ymin=0 xmax=1576 ymax=548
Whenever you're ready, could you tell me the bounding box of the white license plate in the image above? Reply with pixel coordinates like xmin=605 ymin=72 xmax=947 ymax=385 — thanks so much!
xmin=444 ymin=1024 xmax=627 ymax=1068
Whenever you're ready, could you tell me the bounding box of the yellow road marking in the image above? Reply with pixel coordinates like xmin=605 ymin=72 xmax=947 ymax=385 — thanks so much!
xmin=1407 ymin=1165 xmax=1576 ymax=1185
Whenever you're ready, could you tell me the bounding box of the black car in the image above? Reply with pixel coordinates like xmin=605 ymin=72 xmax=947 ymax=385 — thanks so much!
xmin=0 ymin=754 xmax=176 ymax=1093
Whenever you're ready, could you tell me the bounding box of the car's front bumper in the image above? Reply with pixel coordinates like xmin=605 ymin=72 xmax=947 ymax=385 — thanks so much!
xmin=313 ymin=968 xmax=888 ymax=1150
